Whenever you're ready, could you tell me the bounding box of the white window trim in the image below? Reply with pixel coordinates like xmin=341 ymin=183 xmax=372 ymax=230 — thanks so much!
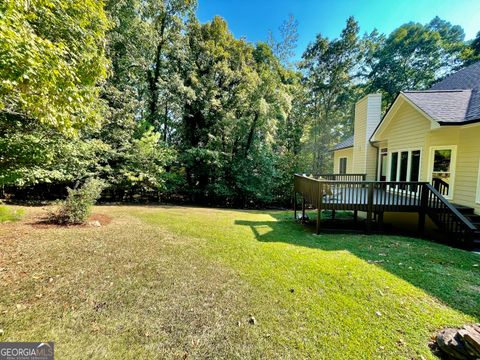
xmin=387 ymin=148 xmax=423 ymax=182
xmin=427 ymin=145 xmax=457 ymax=200
xmin=476 ymin=159 xmax=480 ymax=204
xmin=386 ymin=148 xmax=423 ymax=195
xmin=377 ymin=148 xmax=388 ymax=181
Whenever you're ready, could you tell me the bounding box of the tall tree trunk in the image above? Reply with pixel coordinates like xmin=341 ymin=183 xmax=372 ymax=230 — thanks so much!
xmin=244 ymin=112 xmax=259 ymax=157
xmin=163 ymin=103 xmax=168 ymax=142
xmin=147 ymin=15 xmax=167 ymax=123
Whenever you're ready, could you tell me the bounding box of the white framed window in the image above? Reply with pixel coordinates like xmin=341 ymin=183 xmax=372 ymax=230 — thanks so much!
xmin=427 ymin=145 xmax=457 ymax=199
xmin=476 ymin=159 xmax=480 ymax=204
xmin=377 ymin=148 xmax=388 ymax=181
xmin=387 ymin=148 xmax=422 ymax=192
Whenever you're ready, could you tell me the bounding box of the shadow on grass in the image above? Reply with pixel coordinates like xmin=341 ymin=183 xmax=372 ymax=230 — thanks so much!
xmin=235 ymin=212 xmax=480 ymax=319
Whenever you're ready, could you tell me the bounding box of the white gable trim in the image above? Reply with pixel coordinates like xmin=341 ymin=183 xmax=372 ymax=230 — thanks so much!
xmin=370 ymin=93 xmax=440 ymax=142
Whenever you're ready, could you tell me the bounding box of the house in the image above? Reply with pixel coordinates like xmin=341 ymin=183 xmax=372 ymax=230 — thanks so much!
xmin=332 ymin=61 xmax=480 ymax=215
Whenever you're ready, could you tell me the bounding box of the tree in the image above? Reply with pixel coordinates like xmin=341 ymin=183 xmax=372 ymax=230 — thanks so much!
xmin=97 ymin=86 xmax=176 ymax=199
xmin=0 ymin=113 xmax=108 ymax=188
xmin=105 ymin=0 xmax=196 ymax=139
xmin=268 ymin=14 xmax=299 ymax=67
xmin=462 ymin=31 xmax=480 ymax=65
xmin=366 ymin=18 xmax=467 ymax=106
xmin=156 ymin=16 xmax=300 ymax=206
xmin=472 ymin=31 xmax=480 ymax=55
xmin=300 ymin=17 xmax=361 ymax=173
xmin=0 ymin=0 xmax=110 ymax=132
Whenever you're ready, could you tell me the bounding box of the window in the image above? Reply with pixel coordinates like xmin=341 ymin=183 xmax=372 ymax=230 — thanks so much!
xmin=378 ymin=148 xmax=388 ymax=181
xmin=339 ymin=157 xmax=347 ymax=174
xmin=477 ymin=159 xmax=480 ymax=204
xmin=429 ymin=146 xmax=456 ymax=198
xmin=390 ymin=152 xmax=398 ymax=181
xmin=399 ymin=151 xmax=408 ymax=181
xmin=410 ymin=150 xmax=421 ymax=182
xmin=409 ymin=150 xmax=421 ymax=192
xmin=389 ymin=149 xmax=422 ymax=192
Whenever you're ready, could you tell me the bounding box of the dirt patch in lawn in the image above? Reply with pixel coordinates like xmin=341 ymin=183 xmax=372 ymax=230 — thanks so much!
xmin=88 ymin=213 xmax=112 ymax=226
xmin=29 ymin=213 xmax=112 ymax=229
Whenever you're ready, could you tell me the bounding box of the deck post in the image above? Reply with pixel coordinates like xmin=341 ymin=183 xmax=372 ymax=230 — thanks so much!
xmin=293 ymin=191 xmax=297 ymax=220
xmin=366 ymin=183 xmax=374 ymax=234
xmin=316 ymin=181 xmax=323 ymax=235
xmin=418 ymin=183 xmax=428 ymax=234
xmin=301 ymin=197 xmax=306 ymax=223
xmin=378 ymin=211 xmax=384 ymax=231
xmin=316 ymin=207 xmax=321 ymax=235
xmin=353 ymin=210 xmax=358 ymax=223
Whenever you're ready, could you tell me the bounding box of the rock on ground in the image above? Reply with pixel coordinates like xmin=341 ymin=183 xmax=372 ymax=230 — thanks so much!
xmin=436 ymin=324 xmax=480 ymax=359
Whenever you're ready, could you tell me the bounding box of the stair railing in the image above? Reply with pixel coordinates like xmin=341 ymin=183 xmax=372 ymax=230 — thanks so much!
xmin=424 ymin=184 xmax=476 ymax=245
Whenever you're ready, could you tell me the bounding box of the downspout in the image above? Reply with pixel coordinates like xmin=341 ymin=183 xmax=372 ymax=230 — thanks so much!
xmin=370 ymin=140 xmax=380 ymax=181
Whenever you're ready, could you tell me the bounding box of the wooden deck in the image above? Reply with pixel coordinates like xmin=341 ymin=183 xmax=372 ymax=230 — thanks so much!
xmin=294 ymin=174 xmax=477 ymax=248
xmin=322 ymin=186 xmax=421 ymax=211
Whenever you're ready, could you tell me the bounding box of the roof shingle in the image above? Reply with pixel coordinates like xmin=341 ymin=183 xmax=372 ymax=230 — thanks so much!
xmin=428 ymin=61 xmax=480 ymax=123
xmin=331 ymin=135 xmax=354 ymax=151
xmin=402 ymin=90 xmax=472 ymax=123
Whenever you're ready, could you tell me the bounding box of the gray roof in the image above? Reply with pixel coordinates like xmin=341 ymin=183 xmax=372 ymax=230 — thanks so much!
xmin=402 ymin=90 xmax=472 ymax=123
xmin=331 ymin=135 xmax=354 ymax=151
xmin=403 ymin=61 xmax=480 ymax=124
xmin=430 ymin=61 xmax=480 ymax=122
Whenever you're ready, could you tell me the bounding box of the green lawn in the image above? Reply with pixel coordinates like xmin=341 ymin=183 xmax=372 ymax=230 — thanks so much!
xmin=0 ymin=205 xmax=24 ymax=222
xmin=0 ymin=205 xmax=479 ymax=359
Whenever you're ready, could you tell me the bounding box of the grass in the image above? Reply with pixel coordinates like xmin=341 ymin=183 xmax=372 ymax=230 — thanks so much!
xmin=0 ymin=205 xmax=479 ymax=359
xmin=0 ymin=205 xmax=24 ymax=222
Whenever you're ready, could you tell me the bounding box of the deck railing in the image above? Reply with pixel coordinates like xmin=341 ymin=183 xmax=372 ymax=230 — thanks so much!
xmin=294 ymin=173 xmax=476 ymax=246
xmin=432 ymin=177 xmax=450 ymax=197
xmin=425 ymin=184 xmax=476 ymax=245
xmin=311 ymin=173 xmax=366 ymax=181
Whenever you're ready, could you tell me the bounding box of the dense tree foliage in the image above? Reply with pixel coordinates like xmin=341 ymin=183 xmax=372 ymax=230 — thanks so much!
xmin=0 ymin=0 xmax=110 ymax=131
xmin=0 ymin=0 xmax=478 ymax=205
xmin=464 ymin=31 xmax=480 ymax=65
xmin=300 ymin=17 xmax=361 ymax=173
xmin=364 ymin=17 xmax=468 ymax=106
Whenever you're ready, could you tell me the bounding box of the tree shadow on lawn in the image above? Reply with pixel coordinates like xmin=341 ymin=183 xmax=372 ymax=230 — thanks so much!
xmin=235 ymin=212 xmax=480 ymax=320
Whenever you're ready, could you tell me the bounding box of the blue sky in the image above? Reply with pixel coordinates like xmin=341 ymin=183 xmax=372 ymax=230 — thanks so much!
xmin=197 ymin=0 xmax=480 ymax=59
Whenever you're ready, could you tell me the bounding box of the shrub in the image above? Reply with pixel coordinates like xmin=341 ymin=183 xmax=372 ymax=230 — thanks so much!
xmin=50 ymin=178 xmax=105 ymax=224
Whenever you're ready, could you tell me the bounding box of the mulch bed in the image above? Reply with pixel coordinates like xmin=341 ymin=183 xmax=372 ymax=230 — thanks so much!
xmin=30 ymin=213 xmax=112 ymax=229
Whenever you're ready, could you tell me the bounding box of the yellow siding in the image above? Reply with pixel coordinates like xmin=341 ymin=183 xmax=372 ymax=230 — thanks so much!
xmin=352 ymin=98 xmax=367 ymax=174
xmin=425 ymin=127 xmax=460 ymax=188
xmin=375 ymin=97 xmax=480 ymax=214
xmin=333 ymin=148 xmax=354 ymax=173
xmin=425 ymin=125 xmax=480 ymax=213
xmin=351 ymin=94 xmax=381 ymax=180
xmin=365 ymin=145 xmax=378 ymax=180
xmin=375 ymin=100 xmax=431 ymax=165
xmin=450 ymin=126 xmax=480 ymax=213
xmin=374 ymin=100 xmax=431 ymax=183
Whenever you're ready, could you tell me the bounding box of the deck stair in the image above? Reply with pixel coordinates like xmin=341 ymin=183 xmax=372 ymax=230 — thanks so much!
xmin=452 ymin=204 xmax=480 ymax=248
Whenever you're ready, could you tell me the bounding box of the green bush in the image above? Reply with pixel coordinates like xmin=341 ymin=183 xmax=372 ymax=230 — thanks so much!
xmin=51 ymin=178 xmax=105 ymax=224
xmin=0 ymin=205 xmax=24 ymax=222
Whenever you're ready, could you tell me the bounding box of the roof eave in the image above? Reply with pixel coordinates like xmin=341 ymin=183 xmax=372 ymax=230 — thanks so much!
xmin=330 ymin=145 xmax=354 ymax=152
xmin=437 ymin=117 xmax=480 ymax=126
